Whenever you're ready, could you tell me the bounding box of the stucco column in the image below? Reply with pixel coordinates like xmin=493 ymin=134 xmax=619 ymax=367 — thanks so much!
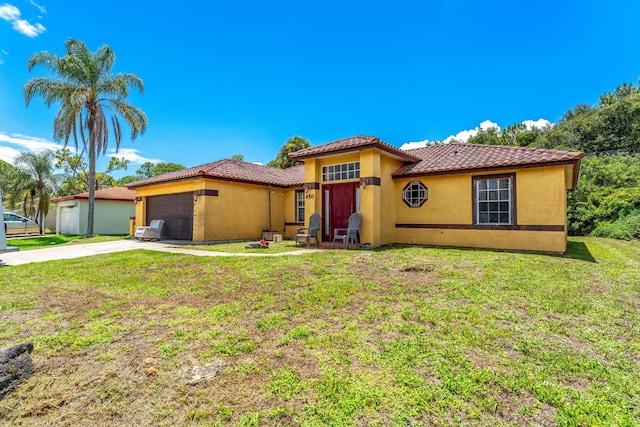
xmin=192 ymin=191 xmax=205 ymax=242
xmin=302 ymin=158 xmax=322 ymax=236
xmin=359 ymin=149 xmax=382 ymax=247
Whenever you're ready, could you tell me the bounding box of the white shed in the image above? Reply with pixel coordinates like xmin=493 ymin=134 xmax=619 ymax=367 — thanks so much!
xmin=51 ymin=187 xmax=135 ymax=235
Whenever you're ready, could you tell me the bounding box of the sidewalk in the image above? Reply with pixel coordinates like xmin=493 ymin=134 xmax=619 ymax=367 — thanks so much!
xmin=0 ymin=240 xmax=323 ymax=266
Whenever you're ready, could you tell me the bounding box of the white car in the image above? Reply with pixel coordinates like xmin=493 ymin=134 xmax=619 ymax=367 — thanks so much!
xmin=3 ymin=212 xmax=40 ymax=235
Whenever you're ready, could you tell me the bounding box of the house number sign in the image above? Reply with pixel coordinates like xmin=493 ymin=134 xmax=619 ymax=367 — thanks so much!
xmin=305 ymin=194 xmax=315 ymax=199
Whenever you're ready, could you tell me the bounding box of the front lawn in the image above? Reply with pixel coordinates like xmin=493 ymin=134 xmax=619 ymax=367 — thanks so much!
xmin=178 ymin=240 xmax=314 ymax=254
xmin=6 ymin=234 xmax=129 ymax=251
xmin=0 ymin=237 xmax=638 ymax=426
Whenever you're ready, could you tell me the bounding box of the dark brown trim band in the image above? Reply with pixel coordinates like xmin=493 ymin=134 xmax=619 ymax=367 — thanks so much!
xmin=360 ymin=176 xmax=381 ymax=187
xmin=303 ymin=182 xmax=320 ymax=190
xmin=194 ymin=189 xmax=219 ymax=197
xmin=395 ymin=223 xmax=565 ymax=232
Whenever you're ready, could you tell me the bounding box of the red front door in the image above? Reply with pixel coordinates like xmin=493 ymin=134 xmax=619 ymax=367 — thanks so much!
xmin=322 ymin=182 xmax=359 ymax=241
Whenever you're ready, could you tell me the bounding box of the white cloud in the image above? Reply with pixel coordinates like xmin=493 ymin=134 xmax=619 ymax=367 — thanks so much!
xmin=0 ymin=3 xmax=46 ymax=37
xmin=0 ymin=132 xmax=63 ymax=158
xmin=522 ymin=118 xmax=553 ymax=130
xmin=400 ymin=141 xmax=429 ymax=150
xmin=27 ymin=0 xmax=46 ymax=14
xmin=0 ymin=145 xmax=22 ymax=164
xmin=0 ymin=4 xmax=19 ymax=20
xmin=443 ymin=120 xmax=500 ymax=143
xmin=12 ymin=18 xmax=44 ymax=36
xmin=107 ymin=148 xmax=162 ymax=165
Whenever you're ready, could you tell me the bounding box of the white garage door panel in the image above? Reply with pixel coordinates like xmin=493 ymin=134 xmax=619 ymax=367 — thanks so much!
xmin=60 ymin=206 xmax=79 ymax=235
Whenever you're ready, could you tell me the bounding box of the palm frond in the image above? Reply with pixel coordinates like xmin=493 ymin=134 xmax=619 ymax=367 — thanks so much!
xmin=27 ymin=51 xmax=60 ymax=73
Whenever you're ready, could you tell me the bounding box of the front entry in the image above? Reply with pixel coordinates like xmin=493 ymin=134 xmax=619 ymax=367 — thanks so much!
xmin=322 ymin=182 xmax=360 ymax=242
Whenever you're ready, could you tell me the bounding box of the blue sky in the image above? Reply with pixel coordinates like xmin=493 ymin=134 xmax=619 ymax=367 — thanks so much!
xmin=1 ymin=0 xmax=640 ymax=175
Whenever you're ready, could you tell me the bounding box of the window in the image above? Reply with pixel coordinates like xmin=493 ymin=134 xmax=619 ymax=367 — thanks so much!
xmin=474 ymin=175 xmax=513 ymax=225
xmin=295 ymin=190 xmax=305 ymax=223
xmin=322 ymin=162 xmax=360 ymax=182
xmin=402 ymin=181 xmax=428 ymax=207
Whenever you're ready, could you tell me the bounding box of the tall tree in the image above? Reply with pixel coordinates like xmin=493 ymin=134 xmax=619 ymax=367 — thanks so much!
xmin=24 ymin=38 xmax=148 ymax=237
xmin=268 ymin=136 xmax=311 ymax=168
xmin=135 ymin=162 xmax=184 ymax=179
xmin=54 ymin=148 xmax=129 ymax=195
xmin=12 ymin=151 xmax=61 ymax=234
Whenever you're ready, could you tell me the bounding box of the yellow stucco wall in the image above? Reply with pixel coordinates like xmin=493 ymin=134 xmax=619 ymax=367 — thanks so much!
xmin=393 ymin=165 xmax=570 ymax=253
xmin=197 ymin=180 xmax=284 ymax=241
xmin=395 ymin=174 xmax=473 ymax=226
xmin=282 ymin=188 xmax=302 ymax=238
xmin=516 ymin=166 xmax=567 ymax=225
xmin=134 ymin=178 xmax=292 ymax=242
xmin=379 ymin=155 xmax=407 ymax=245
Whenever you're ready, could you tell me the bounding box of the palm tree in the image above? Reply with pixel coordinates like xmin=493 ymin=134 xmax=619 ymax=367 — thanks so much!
xmin=24 ymin=38 xmax=148 ymax=237
xmin=12 ymin=151 xmax=61 ymax=235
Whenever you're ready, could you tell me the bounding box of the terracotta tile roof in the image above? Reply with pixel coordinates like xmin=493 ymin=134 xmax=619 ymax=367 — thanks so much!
xmin=393 ymin=143 xmax=585 ymax=176
xmin=51 ymin=187 xmax=136 ymax=203
xmin=289 ymin=135 xmax=420 ymax=161
xmin=127 ymin=160 xmax=304 ymax=188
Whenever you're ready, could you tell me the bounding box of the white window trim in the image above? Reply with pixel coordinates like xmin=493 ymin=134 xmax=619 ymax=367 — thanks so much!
xmin=322 ymin=162 xmax=360 ymax=182
xmin=295 ymin=191 xmax=305 ymax=223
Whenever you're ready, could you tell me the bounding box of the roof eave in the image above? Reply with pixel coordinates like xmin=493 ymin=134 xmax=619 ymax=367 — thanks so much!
xmin=391 ymin=158 xmax=585 ymax=179
xmin=128 ymin=173 xmax=301 ymax=190
xmin=290 ymin=142 xmax=420 ymax=163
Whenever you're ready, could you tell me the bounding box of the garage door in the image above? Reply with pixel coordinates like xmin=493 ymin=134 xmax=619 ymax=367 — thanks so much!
xmin=146 ymin=193 xmax=194 ymax=240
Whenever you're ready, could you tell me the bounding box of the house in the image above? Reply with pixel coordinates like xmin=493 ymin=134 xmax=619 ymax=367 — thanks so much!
xmin=51 ymin=187 xmax=136 ymax=235
xmin=128 ymin=136 xmax=584 ymax=252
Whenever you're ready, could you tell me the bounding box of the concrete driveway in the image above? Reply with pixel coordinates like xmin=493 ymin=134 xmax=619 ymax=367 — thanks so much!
xmin=0 ymin=239 xmax=322 ymax=266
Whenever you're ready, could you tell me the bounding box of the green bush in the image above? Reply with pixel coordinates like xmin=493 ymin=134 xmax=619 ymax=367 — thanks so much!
xmin=591 ymin=210 xmax=640 ymax=240
xmin=568 ymin=154 xmax=640 ymax=238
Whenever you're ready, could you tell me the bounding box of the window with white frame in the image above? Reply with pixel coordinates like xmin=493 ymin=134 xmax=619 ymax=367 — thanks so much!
xmin=474 ymin=175 xmax=513 ymax=225
xmin=402 ymin=181 xmax=428 ymax=207
xmin=295 ymin=190 xmax=305 ymax=223
xmin=322 ymin=162 xmax=360 ymax=182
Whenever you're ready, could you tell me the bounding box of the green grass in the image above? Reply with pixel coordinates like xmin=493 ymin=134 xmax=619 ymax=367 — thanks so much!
xmin=6 ymin=234 xmax=128 ymax=250
xmin=0 ymin=237 xmax=638 ymax=426
xmin=177 ymin=239 xmax=311 ymax=253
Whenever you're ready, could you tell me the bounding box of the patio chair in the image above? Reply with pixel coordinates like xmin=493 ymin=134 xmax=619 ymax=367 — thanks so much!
xmin=333 ymin=212 xmax=361 ymax=249
xmin=295 ymin=213 xmax=321 ymax=248
xmin=134 ymin=219 xmax=165 ymax=241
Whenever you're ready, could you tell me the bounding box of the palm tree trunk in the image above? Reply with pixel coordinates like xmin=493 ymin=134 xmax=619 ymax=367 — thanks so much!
xmin=87 ymin=138 xmax=96 ymax=238
xmin=38 ymin=188 xmax=44 ymax=235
